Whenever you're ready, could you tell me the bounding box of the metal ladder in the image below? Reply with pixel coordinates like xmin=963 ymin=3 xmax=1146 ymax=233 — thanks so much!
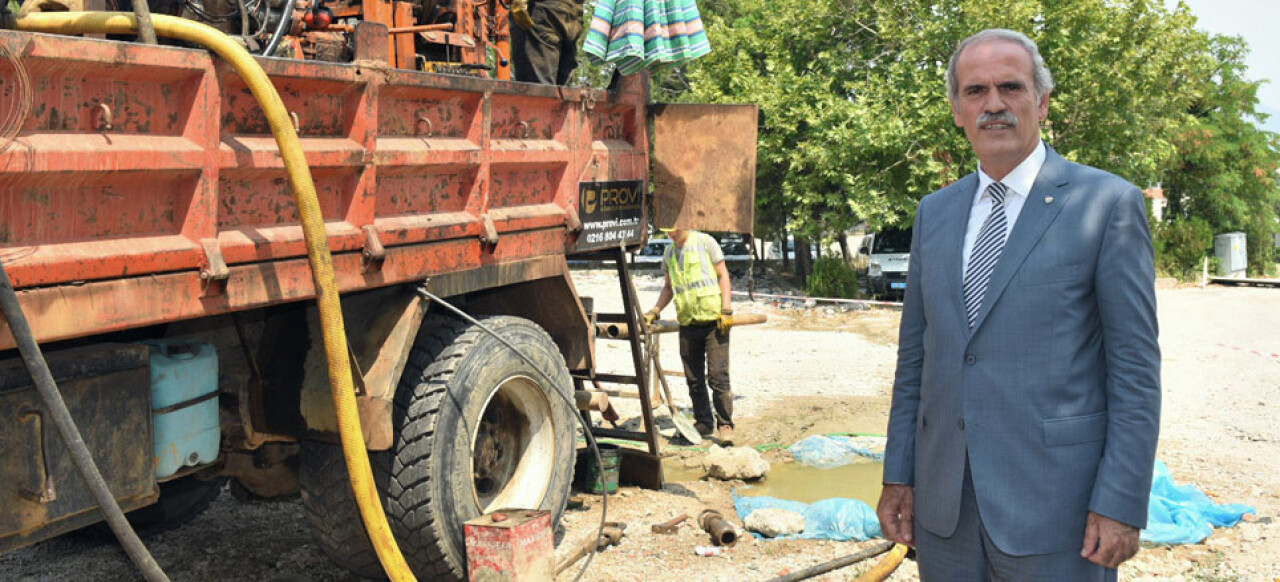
xmin=571 ymin=247 xmax=664 ymax=489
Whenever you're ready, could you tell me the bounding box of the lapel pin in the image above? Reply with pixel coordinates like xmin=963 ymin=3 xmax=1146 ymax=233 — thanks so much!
xmin=1044 ymin=196 xmax=1054 ymax=204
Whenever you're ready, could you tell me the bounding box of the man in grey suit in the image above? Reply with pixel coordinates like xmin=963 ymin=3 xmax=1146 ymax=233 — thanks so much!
xmin=876 ymin=29 xmax=1161 ymax=580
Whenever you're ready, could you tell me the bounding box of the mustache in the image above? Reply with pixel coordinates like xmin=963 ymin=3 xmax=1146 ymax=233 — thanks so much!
xmin=978 ymin=111 xmax=1019 ymax=127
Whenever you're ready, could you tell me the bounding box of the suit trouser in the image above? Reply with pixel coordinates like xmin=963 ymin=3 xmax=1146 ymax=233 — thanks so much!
xmin=915 ymin=458 xmax=1117 ymax=582
xmin=678 ymin=322 xmax=732 ymax=428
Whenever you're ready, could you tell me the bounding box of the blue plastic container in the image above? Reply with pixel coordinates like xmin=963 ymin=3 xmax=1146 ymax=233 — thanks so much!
xmin=144 ymin=340 xmax=220 ymax=478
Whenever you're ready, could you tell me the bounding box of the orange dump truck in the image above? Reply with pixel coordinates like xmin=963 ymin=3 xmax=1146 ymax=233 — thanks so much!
xmin=0 ymin=10 xmax=756 ymax=579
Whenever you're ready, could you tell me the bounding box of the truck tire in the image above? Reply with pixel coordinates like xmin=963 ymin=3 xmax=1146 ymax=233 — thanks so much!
xmin=299 ymin=441 xmax=390 ymax=577
xmin=301 ymin=315 xmax=576 ymax=580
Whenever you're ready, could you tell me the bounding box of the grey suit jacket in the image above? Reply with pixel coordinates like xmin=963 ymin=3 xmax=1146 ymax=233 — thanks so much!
xmin=883 ymin=145 xmax=1161 ymax=556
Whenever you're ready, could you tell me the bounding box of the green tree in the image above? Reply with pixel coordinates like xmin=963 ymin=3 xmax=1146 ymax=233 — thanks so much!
xmin=1163 ymin=35 xmax=1280 ymax=276
xmin=645 ymin=0 xmax=1278 ymax=279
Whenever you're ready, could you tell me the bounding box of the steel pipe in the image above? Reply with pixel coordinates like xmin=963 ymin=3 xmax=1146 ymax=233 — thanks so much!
xmin=698 ymin=509 xmax=739 ymax=547
xmin=573 ymin=390 xmax=619 ymax=422
xmin=766 ymin=541 xmax=897 ymax=582
xmin=595 ymin=313 xmax=767 ymax=340
xmin=388 ymin=22 xmax=454 ymax=34
xmin=651 ymin=514 xmax=688 ymax=534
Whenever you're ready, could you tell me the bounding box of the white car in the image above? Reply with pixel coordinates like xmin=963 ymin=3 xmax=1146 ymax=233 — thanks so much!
xmin=630 ymin=236 xmax=751 ymax=272
xmin=630 ymin=239 xmax=671 ymax=267
xmin=859 ymin=228 xmax=912 ymax=299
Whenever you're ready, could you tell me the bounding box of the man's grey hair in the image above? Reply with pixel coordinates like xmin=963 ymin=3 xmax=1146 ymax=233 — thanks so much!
xmin=946 ymin=29 xmax=1055 ymax=101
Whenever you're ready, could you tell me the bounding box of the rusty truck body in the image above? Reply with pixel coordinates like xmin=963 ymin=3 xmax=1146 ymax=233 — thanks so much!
xmin=0 ymin=10 xmax=756 ymax=578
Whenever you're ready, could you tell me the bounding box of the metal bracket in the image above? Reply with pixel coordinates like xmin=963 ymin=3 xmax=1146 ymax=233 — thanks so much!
xmin=415 ymin=109 xmax=434 ymax=137
xmin=200 ymin=238 xmax=229 ymax=295
xmin=563 ymin=205 xmax=582 ymax=233
xmin=18 ymin=406 xmax=56 ymax=504
xmin=92 ymin=101 xmax=113 ymax=131
xmin=581 ymin=89 xmax=600 ymax=111
xmin=479 ymin=214 xmax=499 ymax=246
xmin=361 ymin=224 xmax=386 ymax=271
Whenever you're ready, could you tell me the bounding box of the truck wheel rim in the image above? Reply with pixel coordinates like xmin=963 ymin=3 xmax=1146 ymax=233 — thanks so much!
xmin=470 ymin=374 xmax=555 ymax=512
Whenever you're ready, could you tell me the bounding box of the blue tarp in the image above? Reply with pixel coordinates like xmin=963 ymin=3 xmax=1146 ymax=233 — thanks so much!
xmin=787 ymin=435 xmax=885 ymax=469
xmin=775 ymin=435 xmax=1255 ymax=545
xmin=1142 ymin=460 xmax=1256 ymax=544
xmin=733 ymin=491 xmax=882 ymax=541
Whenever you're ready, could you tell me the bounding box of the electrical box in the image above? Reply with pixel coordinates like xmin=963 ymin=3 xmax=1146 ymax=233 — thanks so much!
xmin=1214 ymin=232 xmax=1247 ymax=277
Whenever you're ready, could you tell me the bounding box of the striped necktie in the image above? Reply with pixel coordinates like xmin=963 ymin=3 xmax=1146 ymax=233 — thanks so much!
xmin=963 ymin=181 xmax=1009 ymax=328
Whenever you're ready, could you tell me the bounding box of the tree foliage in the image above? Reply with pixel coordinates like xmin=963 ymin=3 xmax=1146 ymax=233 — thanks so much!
xmin=649 ymin=0 xmax=1280 ymax=277
xmin=1163 ymin=36 xmax=1280 ymax=275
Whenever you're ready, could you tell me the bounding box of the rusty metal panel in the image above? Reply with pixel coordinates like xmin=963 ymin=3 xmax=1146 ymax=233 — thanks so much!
xmin=298 ymin=285 xmax=426 ymax=449
xmin=650 ymin=103 xmax=758 ymax=234
xmin=0 ymin=344 xmax=157 ymax=553
xmin=0 ymin=28 xmax=650 ymax=346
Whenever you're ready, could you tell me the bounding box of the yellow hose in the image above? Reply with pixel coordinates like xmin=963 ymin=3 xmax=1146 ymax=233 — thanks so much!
xmin=13 ymin=13 xmax=417 ymax=582
xmin=852 ymin=543 xmax=909 ymax=582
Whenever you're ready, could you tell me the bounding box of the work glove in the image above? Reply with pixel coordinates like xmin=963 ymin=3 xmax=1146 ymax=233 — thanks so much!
xmin=717 ymin=309 xmax=733 ymax=335
xmin=510 ymin=0 xmax=535 ymax=31
xmin=643 ymin=308 xmax=660 ymax=326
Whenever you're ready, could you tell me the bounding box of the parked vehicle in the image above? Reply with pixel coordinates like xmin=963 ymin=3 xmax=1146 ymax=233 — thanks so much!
xmin=631 ymin=239 xmax=673 ymax=267
xmin=860 ymin=228 xmax=913 ymax=299
xmin=762 ymin=235 xmax=816 ymax=261
xmin=0 ymin=13 xmax=755 ymax=580
xmin=631 ymin=235 xmax=750 ymax=273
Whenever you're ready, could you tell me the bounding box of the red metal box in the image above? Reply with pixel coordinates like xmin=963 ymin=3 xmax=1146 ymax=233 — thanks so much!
xmin=464 ymin=509 xmax=554 ymax=581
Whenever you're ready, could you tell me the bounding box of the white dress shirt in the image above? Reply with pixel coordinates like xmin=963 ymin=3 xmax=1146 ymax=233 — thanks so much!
xmin=962 ymin=141 xmax=1047 ymax=273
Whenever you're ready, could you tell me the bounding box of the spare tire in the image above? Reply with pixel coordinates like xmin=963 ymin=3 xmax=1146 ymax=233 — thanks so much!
xmin=301 ymin=315 xmax=576 ymax=580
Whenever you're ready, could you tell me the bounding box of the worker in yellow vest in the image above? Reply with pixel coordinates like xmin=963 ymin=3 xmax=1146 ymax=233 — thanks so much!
xmin=644 ymin=228 xmax=736 ymax=445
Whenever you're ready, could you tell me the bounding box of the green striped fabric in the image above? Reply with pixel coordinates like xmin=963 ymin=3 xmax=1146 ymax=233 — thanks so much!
xmin=583 ymin=0 xmax=711 ymax=75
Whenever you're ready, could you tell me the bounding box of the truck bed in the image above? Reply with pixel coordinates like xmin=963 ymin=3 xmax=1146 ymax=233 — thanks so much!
xmin=0 ymin=26 xmax=647 ymax=350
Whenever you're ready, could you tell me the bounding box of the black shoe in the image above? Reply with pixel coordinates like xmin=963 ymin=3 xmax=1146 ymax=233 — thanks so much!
xmin=693 ymin=422 xmax=714 ymax=437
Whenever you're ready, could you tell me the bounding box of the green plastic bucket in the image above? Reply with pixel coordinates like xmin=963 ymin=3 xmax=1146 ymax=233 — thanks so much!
xmin=583 ymin=444 xmax=622 ymax=494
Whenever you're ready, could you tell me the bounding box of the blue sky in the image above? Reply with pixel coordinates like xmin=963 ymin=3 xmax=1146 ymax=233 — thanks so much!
xmin=1166 ymin=0 xmax=1280 ymax=132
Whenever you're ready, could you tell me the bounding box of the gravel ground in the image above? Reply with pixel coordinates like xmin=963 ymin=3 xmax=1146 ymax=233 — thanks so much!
xmin=1 ymin=269 xmax=1276 ymax=581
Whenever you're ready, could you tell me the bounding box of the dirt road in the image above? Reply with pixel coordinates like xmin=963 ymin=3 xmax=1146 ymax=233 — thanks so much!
xmin=1 ymin=272 xmax=1275 ymax=581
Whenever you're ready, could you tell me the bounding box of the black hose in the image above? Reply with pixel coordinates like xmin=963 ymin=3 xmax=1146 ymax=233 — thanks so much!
xmin=416 ymin=288 xmax=607 ymax=582
xmin=260 ymin=0 xmax=295 ymax=56
xmin=0 ymin=259 xmax=171 ymax=582
xmin=131 ymin=0 xmax=158 ymax=44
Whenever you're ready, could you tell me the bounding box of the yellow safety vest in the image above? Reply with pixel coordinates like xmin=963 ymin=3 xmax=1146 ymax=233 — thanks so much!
xmin=664 ymin=233 xmax=723 ymax=325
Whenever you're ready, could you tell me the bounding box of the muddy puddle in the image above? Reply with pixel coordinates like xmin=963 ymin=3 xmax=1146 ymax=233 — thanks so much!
xmin=662 ymin=457 xmax=883 ymax=507
xmin=738 ymin=461 xmax=883 ymax=506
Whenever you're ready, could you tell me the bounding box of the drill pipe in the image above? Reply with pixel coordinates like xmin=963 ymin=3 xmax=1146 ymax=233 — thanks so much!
xmin=595 ymin=313 xmax=767 ymax=339
xmin=698 ymin=510 xmax=739 ymax=547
